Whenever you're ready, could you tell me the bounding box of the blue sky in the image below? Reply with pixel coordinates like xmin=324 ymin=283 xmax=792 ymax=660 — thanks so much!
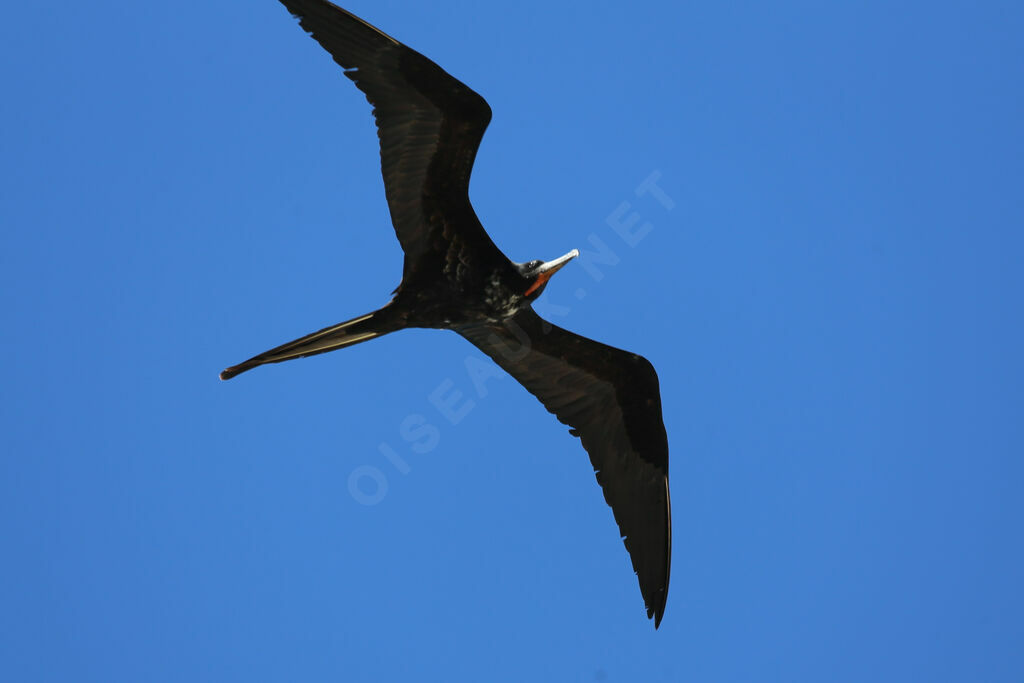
xmin=2 ymin=1 xmax=1022 ymax=681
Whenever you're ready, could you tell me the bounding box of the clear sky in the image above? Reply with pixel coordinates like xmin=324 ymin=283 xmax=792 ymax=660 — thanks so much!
xmin=2 ymin=1 xmax=1022 ymax=681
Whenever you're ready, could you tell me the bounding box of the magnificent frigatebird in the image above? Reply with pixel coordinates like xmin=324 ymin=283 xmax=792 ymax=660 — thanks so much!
xmin=222 ymin=0 xmax=671 ymax=628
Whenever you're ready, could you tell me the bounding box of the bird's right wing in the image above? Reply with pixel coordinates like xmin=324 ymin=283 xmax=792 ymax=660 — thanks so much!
xmin=277 ymin=1 xmax=509 ymax=275
xmin=457 ymin=309 xmax=671 ymax=627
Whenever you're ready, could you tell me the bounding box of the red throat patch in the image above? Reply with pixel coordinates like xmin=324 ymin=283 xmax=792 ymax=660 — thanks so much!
xmin=524 ymin=271 xmax=553 ymax=297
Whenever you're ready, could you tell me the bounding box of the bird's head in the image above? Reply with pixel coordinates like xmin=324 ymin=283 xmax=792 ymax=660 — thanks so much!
xmin=517 ymin=249 xmax=580 ymax=300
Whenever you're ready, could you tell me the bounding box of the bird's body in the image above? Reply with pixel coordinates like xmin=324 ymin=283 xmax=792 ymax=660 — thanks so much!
xmin=223 ymin=0 xmax=672 ymax=628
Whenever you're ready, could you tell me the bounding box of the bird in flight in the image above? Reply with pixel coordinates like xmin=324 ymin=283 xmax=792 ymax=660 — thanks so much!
xmin=222 ymin=0 xmax=671 ymax=628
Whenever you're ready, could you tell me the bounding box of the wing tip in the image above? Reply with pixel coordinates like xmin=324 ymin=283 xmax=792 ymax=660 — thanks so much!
xmin=644 ymin=577 xmax=669 ymax=629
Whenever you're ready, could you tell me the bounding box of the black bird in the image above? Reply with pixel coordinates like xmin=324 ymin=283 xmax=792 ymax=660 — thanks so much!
xmin=222 ymin=0 xmax=671 ymax=628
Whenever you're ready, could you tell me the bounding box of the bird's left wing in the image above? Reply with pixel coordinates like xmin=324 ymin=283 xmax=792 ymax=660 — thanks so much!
xmin=457 ymin=309 xmax=671 ymax=627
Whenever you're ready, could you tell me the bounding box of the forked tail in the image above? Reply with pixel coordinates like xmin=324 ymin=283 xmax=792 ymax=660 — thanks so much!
xmin=220 ymin=305 xmax=400 ymax=380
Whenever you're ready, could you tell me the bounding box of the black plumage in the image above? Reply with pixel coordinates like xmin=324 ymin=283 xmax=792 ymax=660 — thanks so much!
xmin=222 ymin=0 xmax=671 ymax=627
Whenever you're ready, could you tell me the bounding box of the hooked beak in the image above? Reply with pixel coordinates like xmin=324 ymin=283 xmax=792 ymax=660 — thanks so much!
xmin=525 ymin=249 xmax=579 ymax=296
